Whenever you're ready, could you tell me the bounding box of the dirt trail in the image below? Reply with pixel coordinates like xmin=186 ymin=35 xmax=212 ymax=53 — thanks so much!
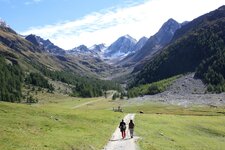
xmin=103 ymin=114 xmax=139 ymax=150
xmin=72 ymin=99 xmax=102 ymax=109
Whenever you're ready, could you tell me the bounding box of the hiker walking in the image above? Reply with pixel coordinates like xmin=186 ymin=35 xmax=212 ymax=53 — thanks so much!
xmin=129 ymin=120 xmax=135 ymax=138
xmin=119 ymin=119 xmax=126 ymax=139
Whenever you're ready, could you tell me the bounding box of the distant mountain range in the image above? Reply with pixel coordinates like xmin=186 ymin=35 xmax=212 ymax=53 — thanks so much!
xmin=0 ymin=24 xmax=114 ymax=78
xmin=20 ymin=18 xmax=185 ymax=66
xmin=25 ymin=33 xmax=148 ymax=62
xmin=67 ymin=34 xmax=148 ymax=61
xmin=67 ymin=44 xmax=106 ymax=58
xmin=1 ymin=5 xmax=224 ymax=95
xmin=118 ymin=18 xmax=181 ymax=68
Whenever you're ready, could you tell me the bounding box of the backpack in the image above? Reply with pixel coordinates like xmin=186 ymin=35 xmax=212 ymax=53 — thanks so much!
xmin=122 ymin=123 xmax=126 ymax=130
xmin=129 ymin=122 xmax=134 ymax=128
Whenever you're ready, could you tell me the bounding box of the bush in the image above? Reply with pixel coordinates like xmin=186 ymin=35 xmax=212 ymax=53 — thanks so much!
xmin=112 ymin=93 xmax=117 ymax=100
xmin=207 ymin=84 xmax=214 ymax=92
xmin=26 ymin=95 xmax=38 ymax=103
xmin=148 ymin=85 xmax=161 ymax=95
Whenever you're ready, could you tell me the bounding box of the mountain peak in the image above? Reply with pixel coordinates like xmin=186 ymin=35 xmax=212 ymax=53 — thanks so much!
xmin=77 ymin=45 xmax=89 ymax=51
xmin=167 ymin=18 xmax=177 ymax=23
xmin=119 ymin=18 xmax=181 ymax=66
xmin=0 ymin=19 xmax=16 ymax=34
xmin=25 ymin=34 xmax=42 ymax=46
xmin=155 ymin=18 xmax=181 ymax=43
xmin=104 ymin=35 xmax=137 ymax=58
xmin=123 ymin=34 xmax=132 ymax=38
xmin=89 ymin=44 xmax=106 ymax=52
xmin=0 ymin=19 xmax=10 ymax=28
xmin=162 ymin=18 xmax=180 ymax=29
xmin=69 ymin=44 xmax=90 ymax=53
xmin=121 ymin=34 xmax=137 ymax=43
xmin=218 ymin=5 xmax=225 ymax=10
xmin=25 ymin=34 xmax=65 ymax=55
xmin=139 ymin=36 xmax=148 ymax=41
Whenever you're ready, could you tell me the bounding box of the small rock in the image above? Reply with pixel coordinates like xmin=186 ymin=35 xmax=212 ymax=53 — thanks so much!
xmin=139 ymin=111 xmax=144 ymax=114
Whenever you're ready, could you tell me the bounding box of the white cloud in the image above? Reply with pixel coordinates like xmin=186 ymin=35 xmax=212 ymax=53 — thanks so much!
xmin=20 ymin=0 xmax=225 ymax=49
xmin=25 ymin=0 xmax=42 ymax=5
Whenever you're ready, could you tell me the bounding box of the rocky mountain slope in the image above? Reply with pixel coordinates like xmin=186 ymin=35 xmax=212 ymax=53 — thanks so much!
xmin=67 ymin=44 xmax=102 ymax=58
xmin=0 ymin=23 xmax=122 ymax=101
xmin=67 ymin=35 xmax=146 ymax=64
xmin=131 ymin=73 xmax=225 ymax=106
xmin=131 ymin=6 xmax=225 ymax=93
xmin=0 ymin=24 xmax=114 ymax=78
xmin=104 ymin=34 xmax=137 ymax=59
xmin=119 ymin=18 xmax=181 ymax=68
xmin=25 ymin=34 xmax=65 ymax=55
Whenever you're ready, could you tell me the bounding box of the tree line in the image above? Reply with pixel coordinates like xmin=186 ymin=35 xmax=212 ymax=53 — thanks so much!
xmin=0 ymin=56 xmax=122 ymax=102
xmin=25 ymin=72 xmax=54 ymax=92
xmin=0 ymin=56 xmax=23 ymax=102
xmin=38 ymin=67 xmax=122 ymax=97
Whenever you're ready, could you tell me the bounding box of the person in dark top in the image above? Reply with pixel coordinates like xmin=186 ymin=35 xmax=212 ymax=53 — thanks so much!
xmin=119 ymin=119 xmax=126 ymax=139
xmin=129 ymin=120 xmax=135 ymax=138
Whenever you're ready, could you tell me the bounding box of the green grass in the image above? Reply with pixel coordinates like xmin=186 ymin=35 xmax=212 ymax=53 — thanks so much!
xmin=123 ymin=103 xmax=225 ymax=150
xmin=0 ymin=97 xmax=123 ymax=150
xmin=135 ymin=114 xmax=225 ymax=150
xmin=1 ymin=92 xmax=225 ymax=150
xmin=123 ymin=102 xmax=225 ymax=116
xmin=128 ymin=75 xmax=180 ymax=97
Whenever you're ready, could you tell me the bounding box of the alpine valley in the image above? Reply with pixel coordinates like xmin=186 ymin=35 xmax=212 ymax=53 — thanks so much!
xmin=1 ymin=4 xmax=225 ymax=150
xmin=1 ymin=6 xmax=225 ymax=102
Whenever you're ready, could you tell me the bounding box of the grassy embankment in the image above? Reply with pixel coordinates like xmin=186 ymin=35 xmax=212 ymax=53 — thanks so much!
xmin=124 ymin=103 xmax=225 ymax=150
xmin=0 ymin=93 xmax=124 ymax=150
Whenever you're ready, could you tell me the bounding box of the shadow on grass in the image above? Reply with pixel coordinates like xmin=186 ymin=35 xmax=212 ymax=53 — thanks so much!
xmin=195 ymin=126 xmax=225 ymax=137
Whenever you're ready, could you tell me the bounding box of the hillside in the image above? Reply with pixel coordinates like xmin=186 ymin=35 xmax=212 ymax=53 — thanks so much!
xmin=0 ymin=25 xmax=121 ymax=102
xmin=25 ymin=34 xmax=65 ymax=55
xmin=119 ymin=18 xmax=181 ymax=68
xmin=0 ymin=23 xmax=116 ymax=77
xmin=130 ymin=73 xmax=225 ymax=107
xmin=130 ymin=6 xmax=225 ymax=92
xmin=24 ymin=34 xmax=114 ymax=78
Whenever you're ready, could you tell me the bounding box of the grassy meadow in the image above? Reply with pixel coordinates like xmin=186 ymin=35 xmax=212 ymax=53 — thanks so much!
xmin=0 ymin=93 xmax=124 ymax=150
xmin=135 ymin=114 xmax=225 ymax=150
xmin=1 ymin=92 xmax=225 ymax=150
xmin=124 ymin=103 xmax=225 ymax=150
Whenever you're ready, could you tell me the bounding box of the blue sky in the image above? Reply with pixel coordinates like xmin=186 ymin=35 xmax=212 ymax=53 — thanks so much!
xmin=1 ymin=0 xmax=142 ymax=31
xmin=1 ymin=0 xmax=225 ymax=49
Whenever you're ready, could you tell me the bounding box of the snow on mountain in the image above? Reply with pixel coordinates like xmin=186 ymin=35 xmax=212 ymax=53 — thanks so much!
xmin=0 ymin=19 xmax=10 ymax=28
xmin=89 ymin=44 xmax=107 ymax=53
xmin=67 ymin=44 xmax=102 ymax=58
xmin=104 ymin=34 xmax=137 ymax=59
xmin=118 ymin=18 xmax=181 ymax=67
xmin=25 ymin=34 xmax=65 ymax=55
xmin=131 ymin=36 xmax=148 ymax=53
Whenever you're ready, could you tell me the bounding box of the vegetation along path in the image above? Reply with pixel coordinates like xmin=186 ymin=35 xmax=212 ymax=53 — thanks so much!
xmin=103 ymin=113 xmax=139 ymax=150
